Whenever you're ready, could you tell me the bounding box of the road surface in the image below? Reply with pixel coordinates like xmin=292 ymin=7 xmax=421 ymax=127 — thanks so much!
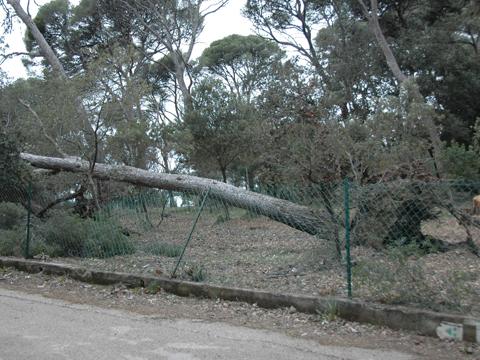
xmin=0 ymin=288 xmax=414 ymax=360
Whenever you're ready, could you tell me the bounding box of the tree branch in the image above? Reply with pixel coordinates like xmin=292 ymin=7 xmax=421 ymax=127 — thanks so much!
xmin=18 ymin=98 xmax=68 ymax=157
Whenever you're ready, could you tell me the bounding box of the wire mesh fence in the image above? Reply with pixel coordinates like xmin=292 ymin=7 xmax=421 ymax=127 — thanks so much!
xmin=0 ymin=178 xmax=479 ymax=314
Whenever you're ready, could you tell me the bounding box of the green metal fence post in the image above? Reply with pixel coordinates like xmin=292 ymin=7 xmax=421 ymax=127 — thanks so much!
xmin=171 ymin=188 xmax=211 ymax=278
xmin=24 ymin=181 xmax=32 ymax=259
xmin=344 ymin=178 xmax=352 ymax=298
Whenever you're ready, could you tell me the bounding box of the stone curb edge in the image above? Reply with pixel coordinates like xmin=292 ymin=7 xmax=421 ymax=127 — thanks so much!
xmin=0 ymin=257 xmax=478 ymax=343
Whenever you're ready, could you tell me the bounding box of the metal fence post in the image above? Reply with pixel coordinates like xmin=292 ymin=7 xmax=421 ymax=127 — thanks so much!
xmin=171 ymin=188 xmax=211 ymax=278
xmin=344 ymin=178 xmax=352 ymax=298
xmin=24 ymin=181 xmax=32 ymax=259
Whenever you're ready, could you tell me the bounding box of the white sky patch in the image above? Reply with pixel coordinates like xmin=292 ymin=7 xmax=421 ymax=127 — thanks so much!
xmin=1 ymin=0 xmax=254 ymax=80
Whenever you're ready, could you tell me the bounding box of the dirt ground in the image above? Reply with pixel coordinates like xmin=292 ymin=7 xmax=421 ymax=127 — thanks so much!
xmin=49 ymin=210 xmax=480 ymax=316
xmin=0 ymin=267 xmax=478 ymax=360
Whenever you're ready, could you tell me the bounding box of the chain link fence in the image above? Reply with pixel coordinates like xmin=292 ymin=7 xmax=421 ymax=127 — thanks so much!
xmin=0 ymin=178 xmax=479 ymax=314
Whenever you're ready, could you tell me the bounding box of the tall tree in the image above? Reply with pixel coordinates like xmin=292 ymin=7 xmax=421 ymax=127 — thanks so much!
xmin=124 ymin=0 xmax=229 ymax=114
xmin=199 ymin=34 xmax=284 ymax=103
xmin=181 ymin=78 xmax=254 ymax=182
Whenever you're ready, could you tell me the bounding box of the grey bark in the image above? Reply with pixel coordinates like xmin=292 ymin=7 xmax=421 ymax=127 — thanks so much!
xmin=6 ymin=0 xmax=95 ymax=150
xmin=6 ymin=0 xmax=66 ymax=77
xmin=20 ymin=153 xmax=330 ymax=236
xmin=357 ymin=0 xmax=408 ymax=84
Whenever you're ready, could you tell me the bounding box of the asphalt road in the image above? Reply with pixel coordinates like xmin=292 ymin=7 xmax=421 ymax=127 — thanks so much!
xmin=0 ymin=288 xmax=414 ymax=360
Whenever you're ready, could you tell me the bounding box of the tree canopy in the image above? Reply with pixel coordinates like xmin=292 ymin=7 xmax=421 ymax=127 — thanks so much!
xmin=1 ymin=0 xmax=479 ymax=189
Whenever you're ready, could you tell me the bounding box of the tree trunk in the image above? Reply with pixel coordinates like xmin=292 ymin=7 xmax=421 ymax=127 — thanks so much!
xmin=6 ymin=0 xmax=66 ymax=76
xmin=357 ymin=0 xmax=408 ymax=84
xmin=20 ymin=153 xmax=330 ymax=236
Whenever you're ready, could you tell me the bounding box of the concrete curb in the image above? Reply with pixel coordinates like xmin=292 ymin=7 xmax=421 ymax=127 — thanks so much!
xmin=1 ymin=257 xmax=478 ymax=343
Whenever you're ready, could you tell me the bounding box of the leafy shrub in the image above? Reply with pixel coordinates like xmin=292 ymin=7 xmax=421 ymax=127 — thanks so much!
xmin=0 ymin=229 xmax=23 ymax=256
xmin=440 ymin=142 xmax=480 ymax=180
xmin=0 ymin=202 xmax=26 ymax=230
xmin=40 ymin=212 xmax=87 ymax=257
xmin=39 ymin=212 xmax=135 ymax=258
xmin=84 ymin=220 xmax=135 ymax=258
xmin=352 ymin=182 xmax=437 ymax=248
xmin=145 ymin=242 xmax=182 ymax=258
xmin=29 ymin=239 xmax=62 ymax=258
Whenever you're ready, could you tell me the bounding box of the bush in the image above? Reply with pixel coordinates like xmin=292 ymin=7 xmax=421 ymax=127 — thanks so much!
xmin=84 ymin=220 xmax=135 ymax=258
xmin=40 ymin=212 xmax=87 ymax=257
xmin=29 ymin=239 xmax=62 ymax=258
xmin=0 ymin=229 xmax=24 ymax=256
xmin=0 ymin=202 xmax=26 ymax=230
xmin=39 ymin=212 xmax=135 ymax=258
xmin=352 ymin=182 xmax=437 ymax=248
xmin=440 ymin=142 xmax=480 ymax=180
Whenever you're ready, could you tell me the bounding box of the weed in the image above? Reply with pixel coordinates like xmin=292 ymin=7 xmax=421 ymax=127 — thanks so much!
xmin=144 ymin=282 xmax=162 ymax=294
xmin=145 ymin=243 xmax=183 ymax=257
xmin=185 ymin=263 xmax=207 ymax=282
xmin=316 ymin=301 xmax=338 ymax=322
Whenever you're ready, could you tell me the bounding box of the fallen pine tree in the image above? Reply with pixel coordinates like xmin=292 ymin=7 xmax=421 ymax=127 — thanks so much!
xmin=20 ymin=153 xmax=331 ymax=236
xmin=19 ymin=153 xmax=480 ymax=256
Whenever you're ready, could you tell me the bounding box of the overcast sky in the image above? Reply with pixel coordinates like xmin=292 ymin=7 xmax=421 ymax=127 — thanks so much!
xmin=0 ymin=0 xmax=254 ymax=79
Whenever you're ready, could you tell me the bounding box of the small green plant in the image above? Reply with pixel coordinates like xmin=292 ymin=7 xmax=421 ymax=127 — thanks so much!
xmin=185 ymin=263 xmax=207 ymax=282
xmin=145 ymin=242 xmax=183 ymax=257
xmin=316 ymin=301 xmax=338 ymax=322
xmin=144 ymin=282 xmax=162 ymax=294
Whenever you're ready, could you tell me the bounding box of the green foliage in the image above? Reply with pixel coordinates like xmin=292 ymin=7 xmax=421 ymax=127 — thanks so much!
xmin=353 ymin=182 xmax=438 ymax=248
xmin=0 ymin=229 xmax=24 ymax=256
xmin=317 ymin=301 xmax=339 ymax=322
xmin=40 ymin=212 xmax=88 ymax=257
xmin=1 ymin=77 xmax=85 ymax=160
xmin=39 ymin=212 xmax=135 ymax=258
xmin=440 ymin=142 xmax=480 ymax=180
xmin=182 ymin=78 xmax=256 ymax=181
xmin=144 ymin=242 xmax=182 ymax=258
xmin=84 ymin=220 xmax=135 ymax=258
xmin=184 ymin=263 xmax=207 ymax=282
xmin=0 ymin=127 xmax=28 ymax=192
xmin=201 ymin=34 xmax=282 ymax=68
xmin=24 ymin=0 xmax=71 ymax=70
xmin=200 ymin=34 xmax=284 ymax=99
xmin=29 ymin=239 xmax=62 ymax=258
xmin=144 ymin=282 xmax=162 ymax=295
xmin=0 ymin=203 xmax=26 ymax=230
